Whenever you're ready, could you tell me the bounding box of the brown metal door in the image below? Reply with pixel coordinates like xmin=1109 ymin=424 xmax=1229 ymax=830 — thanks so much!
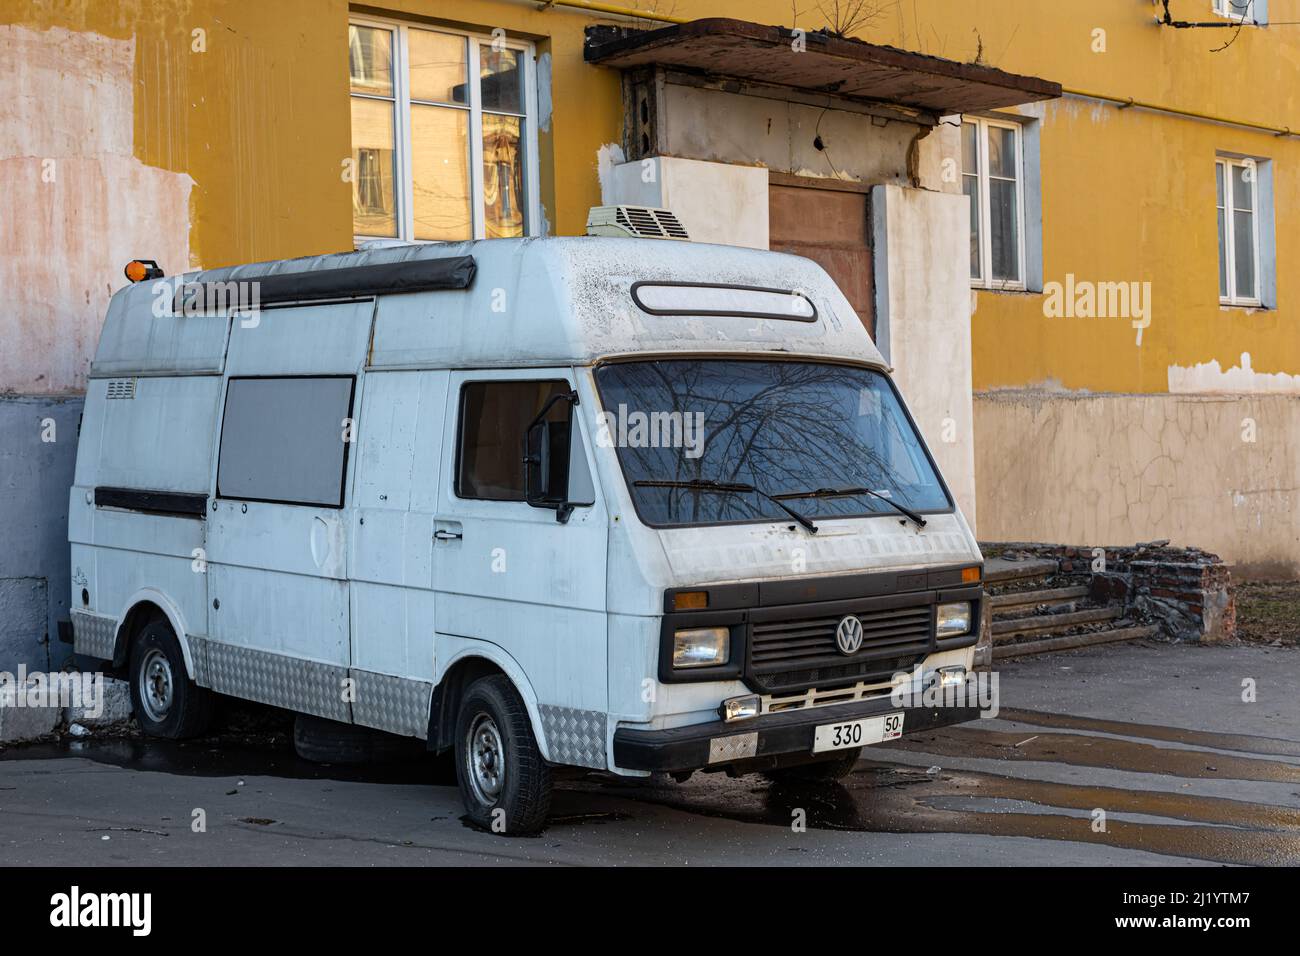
xmin=768 ymin=180 xmax=874 ymax=339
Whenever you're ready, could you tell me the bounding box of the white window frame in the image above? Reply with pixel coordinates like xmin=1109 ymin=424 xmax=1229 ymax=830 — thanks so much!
xmin=1217 ymin=156 xmax=1263 ymax=307
xmin=1212 ymin=0 xmax=1259 ymax=22
xmin=964 ymin=116 xmax=1027 ymax=292
xmin=349 ymin=15 xmax=541 ymax=244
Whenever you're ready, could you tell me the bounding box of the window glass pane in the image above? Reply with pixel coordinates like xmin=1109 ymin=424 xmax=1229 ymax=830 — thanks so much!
xmin=987 ymin=125 xmax=1017 ymax=179
xmin=483 ymin=113 xmax=525 ymax=238
xmin=1218 ymin=205 xmax=1228 ymax=298
xmin=1234 ymin=208 xmax=1255 ymax=299
xmin=1215 ymin=162 xmax=1225 ymax=207
xmin=350 ymin=97 xmax=397 ymax=237
xmin=410 ymin=29 xmax=468 ymax=105
xmin=349 ymin=25 xmax=393 ymax=97
xmin=963 ymin=175 xmax=981 ymax=279
xmin=457 ymin=381 xmax=569 ymax=501
xmin=989 ymin=178 xmax=1019 ymax=281
xmin=1231 ymin=163 xmax=1254 ymax=212
xmin=479 ymin=46 xmax=523 ymax=114
xmin=412 ymin=104 xmax=471 ymax=241
xmin=961 ymin=122 xmax=979 ymax=173
xmin=593 ymin=360 xmax=951 ymax=528
xmin=218 ymin=378 xmax=353 ymax=507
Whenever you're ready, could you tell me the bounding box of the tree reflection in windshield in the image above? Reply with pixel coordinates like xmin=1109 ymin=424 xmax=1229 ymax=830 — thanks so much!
xmin=593 ymin=359 xmax=951 ymax=527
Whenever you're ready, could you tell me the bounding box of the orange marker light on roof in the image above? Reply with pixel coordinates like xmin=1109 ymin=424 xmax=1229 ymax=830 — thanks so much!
xmin=124 ymin=259 xmax=164 ymax=283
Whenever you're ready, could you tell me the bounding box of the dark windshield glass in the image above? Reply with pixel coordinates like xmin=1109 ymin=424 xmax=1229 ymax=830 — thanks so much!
xmin=593 ymin=360 xmax=951 ymax=527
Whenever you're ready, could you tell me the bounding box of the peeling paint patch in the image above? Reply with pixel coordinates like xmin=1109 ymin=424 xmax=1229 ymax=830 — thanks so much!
xmin=596 ymin=142 xmax=626 ymax=204
xmin=1168 ymin=352 xmax=1300 ymax=394
xmin=536 ymin=52 xmax=552 ymax=133
xmin=0 ymin=25 xmax=192 ymax=395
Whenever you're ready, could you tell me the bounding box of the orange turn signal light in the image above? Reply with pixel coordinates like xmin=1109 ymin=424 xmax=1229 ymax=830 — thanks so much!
xmin=961 ymin=566 xmax=981 ymax=584
xmin=673 ymin=590 xmax=708 ymax=611
xmin=124 ymin=259 xmax=164 ymax=283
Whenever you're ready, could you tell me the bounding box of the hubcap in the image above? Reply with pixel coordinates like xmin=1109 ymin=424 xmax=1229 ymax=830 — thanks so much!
xmin=465 ymin=713 xmax=505 ymax=805
xmin=138 ymin=648 xmax=174 ymax=723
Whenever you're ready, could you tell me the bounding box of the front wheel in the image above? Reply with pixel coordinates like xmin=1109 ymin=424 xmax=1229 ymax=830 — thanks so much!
xmin=128 ymin=619 xmax=212 ymax=739
xmin=454 ymin=675 xmax=552 ymax=835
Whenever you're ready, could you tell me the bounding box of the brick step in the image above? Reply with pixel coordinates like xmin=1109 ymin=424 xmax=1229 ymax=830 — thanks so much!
xmin=992 ymin=623 xmax=1161 ymax=660
xmin=990 ymin=585 xmax=1090 ymax=615
xmin=991 ymin=605 xmax=1120 ymax=641
xmin=984 ymin=557 xmax=1059 ymax=586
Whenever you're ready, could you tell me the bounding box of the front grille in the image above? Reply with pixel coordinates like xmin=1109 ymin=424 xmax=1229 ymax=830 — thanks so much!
xmin=748 ymin=602 xmax=933 ymax=693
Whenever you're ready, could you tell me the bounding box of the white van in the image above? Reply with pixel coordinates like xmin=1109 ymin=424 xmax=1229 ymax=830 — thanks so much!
xmin=69 ymin=232 xmax=985 ymax=834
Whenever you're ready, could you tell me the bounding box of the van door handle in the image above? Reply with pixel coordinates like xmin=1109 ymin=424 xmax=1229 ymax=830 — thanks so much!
xmin=434 ymin=529 xmax=462 ymax=541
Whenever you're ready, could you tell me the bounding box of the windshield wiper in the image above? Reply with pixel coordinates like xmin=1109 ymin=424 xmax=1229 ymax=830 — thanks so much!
xmin=633 ymin=478 xmax=819 ymax=534
xmin=775 ymin=485 xmax=927 ymax=529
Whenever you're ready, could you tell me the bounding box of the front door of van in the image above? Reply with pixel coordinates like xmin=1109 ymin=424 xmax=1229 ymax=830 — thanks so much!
xmin=433 ymin=369 xmax=609 ymax=767
xmin=202 ymin=300 xmax=373 ymax=722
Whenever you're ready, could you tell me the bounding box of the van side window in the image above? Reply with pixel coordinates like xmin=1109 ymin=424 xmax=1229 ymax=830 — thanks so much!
xmin=217 ymin=376 xmax=355 ymax=507
xmin=457 ymin=380 xmax=569 ymax=501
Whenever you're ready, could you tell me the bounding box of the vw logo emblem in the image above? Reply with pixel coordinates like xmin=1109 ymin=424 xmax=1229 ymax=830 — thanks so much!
xmin=835 ymin=615 xmax=864 ymax=655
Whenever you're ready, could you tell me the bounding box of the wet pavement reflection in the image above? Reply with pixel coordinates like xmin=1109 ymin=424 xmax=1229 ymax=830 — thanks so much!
xmin=5 ymin=707 xmax=1298 ymax=865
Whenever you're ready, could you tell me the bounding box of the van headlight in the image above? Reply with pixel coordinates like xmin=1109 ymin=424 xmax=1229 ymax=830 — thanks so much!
xmin=672 ymin=627 xmax=730 ymax=668
xmin=936 ymin=602 xmax=972 ymax=636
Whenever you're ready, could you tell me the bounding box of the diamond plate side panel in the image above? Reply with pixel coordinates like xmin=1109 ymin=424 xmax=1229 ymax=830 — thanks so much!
xmin=351 ymin=669 xmax=432 ymax=739
xmin=71 ymin=610 xmax=118 ymax=660
xmin=538 ymin=704 xmax=608 ymax=769
xmin=190 ymin=637 xmax=350 ymax=723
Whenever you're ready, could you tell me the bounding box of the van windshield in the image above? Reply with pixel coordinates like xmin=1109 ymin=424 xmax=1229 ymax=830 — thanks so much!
xmin=593 ymin=359 xmax=951 ymax=528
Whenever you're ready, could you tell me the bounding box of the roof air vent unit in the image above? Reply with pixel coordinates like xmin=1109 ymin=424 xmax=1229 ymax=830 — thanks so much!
xmin=586 ymin=205 xmax=690 ymax=241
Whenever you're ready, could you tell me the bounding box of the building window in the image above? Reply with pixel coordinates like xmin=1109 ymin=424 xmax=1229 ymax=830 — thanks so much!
xmin=963 ymin=117 xmax=1026 ymax=290
xmin=348 ymin=18 xmax=538 ymax=242
xmin=1212 ymin=0 xmax=1263 ymax=23
xmin=1217 ymin=156 xmax=1266 ymax=306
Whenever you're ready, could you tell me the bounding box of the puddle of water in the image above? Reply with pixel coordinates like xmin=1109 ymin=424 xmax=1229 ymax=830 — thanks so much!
xmin=996 ymin=708 xmax=1300 ymax=758
xmin=0 ymin=736 xmax=443 ymax=786
xmin=884 ymin=727 xmax=1300 ymax=783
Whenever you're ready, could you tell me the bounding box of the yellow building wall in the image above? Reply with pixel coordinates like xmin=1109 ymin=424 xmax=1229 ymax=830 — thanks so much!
xmin=5 ymin=0 xmax=1296 ymax=568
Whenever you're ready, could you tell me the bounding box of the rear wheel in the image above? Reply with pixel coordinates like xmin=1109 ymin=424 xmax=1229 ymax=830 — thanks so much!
xmin=761 ymin=748 xmax=862 ymax=783
xmin=454 ymin=675 xmax=552 ymax=835
xmin=128 ymin=619 xmax=212 ymax=739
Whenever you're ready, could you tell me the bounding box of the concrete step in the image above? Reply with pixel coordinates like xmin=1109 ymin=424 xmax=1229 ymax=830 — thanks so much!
xmin=990 ymin=585 xmax=1090 ymax=614
xmin=992 ymin=624 xmax=1161 ymax=660
xmin=984 ymin=557 xmax=1059 ymax=586
xmin=992 ymin=605 xmax=1120 ymax=640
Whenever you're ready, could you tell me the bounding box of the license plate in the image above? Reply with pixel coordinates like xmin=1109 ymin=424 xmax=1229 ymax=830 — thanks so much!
xmin=812 ymin=712 xmax=904 ymax=753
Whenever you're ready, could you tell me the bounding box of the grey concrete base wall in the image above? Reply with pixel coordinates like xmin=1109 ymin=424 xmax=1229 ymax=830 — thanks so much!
xmin=0 ymin=394 xmax=82 ymax=672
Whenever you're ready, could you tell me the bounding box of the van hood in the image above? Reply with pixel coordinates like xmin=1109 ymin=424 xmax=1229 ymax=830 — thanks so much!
xmin=651 ymin=511 xmax=981 ymax=587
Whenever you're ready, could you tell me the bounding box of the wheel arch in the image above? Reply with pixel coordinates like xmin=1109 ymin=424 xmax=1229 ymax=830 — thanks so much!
xmin=112 ymin=589 xmax=198 ymax=679
xmin=428 ymin=646 xmax=550 ymax=761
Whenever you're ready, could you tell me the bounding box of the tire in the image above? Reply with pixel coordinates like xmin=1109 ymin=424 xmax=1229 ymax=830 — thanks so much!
xmin=293 ymin=714 xmax=420 ymax=764
xmin=761 ymin=747 xmax=862 ymax=784
xmin=128 ymin=619 xmax=212 ymax=739
xmin=454 ymin=675 xmax=552 ymax=835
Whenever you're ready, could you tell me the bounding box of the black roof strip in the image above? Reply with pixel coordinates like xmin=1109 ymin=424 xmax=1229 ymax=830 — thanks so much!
xmin=172 ymin=255 xmax=476 ymax=311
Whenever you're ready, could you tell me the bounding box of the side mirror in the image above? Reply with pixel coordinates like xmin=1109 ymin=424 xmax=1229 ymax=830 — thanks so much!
xmin=523 ymin=390 xmax=581 ymax=522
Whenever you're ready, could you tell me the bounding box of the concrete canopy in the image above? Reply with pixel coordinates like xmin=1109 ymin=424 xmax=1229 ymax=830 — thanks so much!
xmin=584 ymin=18 xmax=1061 ymax=116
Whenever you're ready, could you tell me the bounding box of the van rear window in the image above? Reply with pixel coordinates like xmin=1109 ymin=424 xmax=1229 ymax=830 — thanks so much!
xmin=217 ymin=376 xmax=355 ymax=507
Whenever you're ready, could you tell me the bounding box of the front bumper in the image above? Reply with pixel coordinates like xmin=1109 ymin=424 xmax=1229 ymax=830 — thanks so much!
xmin=613 ymin=695 xmax=979 ymax=773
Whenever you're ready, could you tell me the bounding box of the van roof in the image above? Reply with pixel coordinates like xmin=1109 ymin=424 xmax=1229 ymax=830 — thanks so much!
xmin=91 ymin=237 xmax=885 ymax=376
